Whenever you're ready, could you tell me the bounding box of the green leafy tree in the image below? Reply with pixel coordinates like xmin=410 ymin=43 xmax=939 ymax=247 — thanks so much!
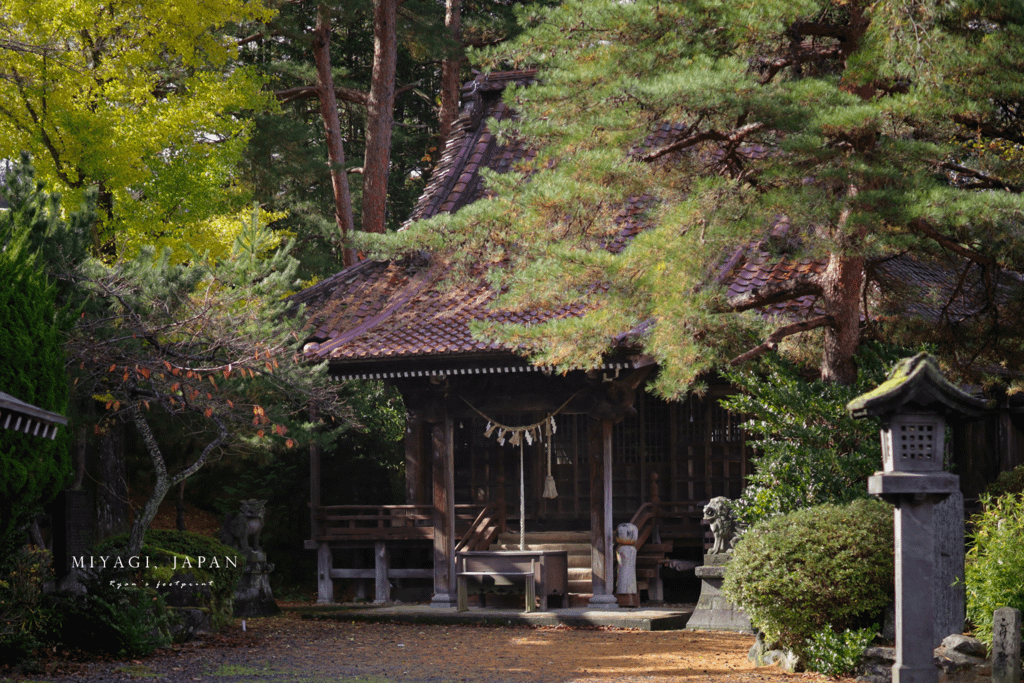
xmin=0 ymin=0 xmax=276 ymax=257
xmin=361 ymin=0 xmax=1024 ymax=393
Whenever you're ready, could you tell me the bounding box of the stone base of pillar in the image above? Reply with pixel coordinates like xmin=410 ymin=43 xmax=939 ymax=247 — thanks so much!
xmin=431 ymin=592 xmax=458 ymax=608
xmin=687 ymin=554 xmax=752 ymax=632
xmin=587 ymin=593 xmax=620 ymax=610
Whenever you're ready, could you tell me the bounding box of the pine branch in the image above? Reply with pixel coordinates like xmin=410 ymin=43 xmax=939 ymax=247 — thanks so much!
xmin=938 ymin=161 xmax=1022 ymax=193
xmin=756 ymin=43 xmax=844 ymax=85
xmin=723 ymin=271 xmax=824 ymax=312
xmin=908 ymin=218 xmax=997 ymax=267
xmin=729 ymin=315 xmax=834 ymax=365
xmin=275 ymin=81 xmax=418 ymax=107
xmin=641 ymin=122 xmax=763 ymax=163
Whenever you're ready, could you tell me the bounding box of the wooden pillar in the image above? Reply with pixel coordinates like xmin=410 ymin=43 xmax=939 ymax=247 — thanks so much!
xmin=431 ymin=413 xmax=457 ymax=607
xmin=309 ymin=437 xmax=321 ymax=543
xmin=405 ymin=419 xmax=425 ymax=504
xmin=589 ymin=418 xmax=618 ymax=608
xmin=374 ymin=541 xmax=391 ymax=603
xmin=310 ymin=418 xmax=334 ymax=604
xmin=317 ymin=542 xmax=334 ymax=604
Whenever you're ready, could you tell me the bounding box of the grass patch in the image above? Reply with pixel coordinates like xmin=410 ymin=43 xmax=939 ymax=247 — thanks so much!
xmin=211 ymin=664 xmax=273 ymax=676
xmin=114 ymin=664 xmax=164 ymax=678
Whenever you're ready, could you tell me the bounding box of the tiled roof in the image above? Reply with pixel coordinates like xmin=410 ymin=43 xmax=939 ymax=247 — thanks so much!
xmin=404 ymin=70 xmax=538 ymax=223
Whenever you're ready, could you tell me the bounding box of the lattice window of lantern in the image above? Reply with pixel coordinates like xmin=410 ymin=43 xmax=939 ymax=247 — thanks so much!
xmin=882 ymin=413 xmax=945 ymax=472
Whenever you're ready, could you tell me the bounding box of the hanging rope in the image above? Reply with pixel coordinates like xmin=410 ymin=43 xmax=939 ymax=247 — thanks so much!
xmin=460 ymin=393 xmax=579 ymax=548
xmin=519 ymin=441 xmax=525 ymax=551
xmin=542 ymin=417 xmax=558 ymax=499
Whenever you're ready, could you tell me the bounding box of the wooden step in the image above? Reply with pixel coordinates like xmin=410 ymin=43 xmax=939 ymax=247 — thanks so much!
xmin=495 ymin=531 xmax=590 ymax=545
xmin=492 ymin=542 xmax=592 ymax=554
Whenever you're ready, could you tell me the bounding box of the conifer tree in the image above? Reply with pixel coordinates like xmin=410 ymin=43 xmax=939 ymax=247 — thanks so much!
xmin=365 ymin=0 xmax=1024 ymax=392
xmin=0 ymin=166 xmax=76 ymax=546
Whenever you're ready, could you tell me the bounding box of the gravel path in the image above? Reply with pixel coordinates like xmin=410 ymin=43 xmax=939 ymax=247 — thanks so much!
xmin=4 ymin=610 xmax=854 ymax=683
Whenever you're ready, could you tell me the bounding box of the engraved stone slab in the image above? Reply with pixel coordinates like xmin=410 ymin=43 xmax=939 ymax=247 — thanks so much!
xmin=993 ymin=607 xmax=1022 ymax=683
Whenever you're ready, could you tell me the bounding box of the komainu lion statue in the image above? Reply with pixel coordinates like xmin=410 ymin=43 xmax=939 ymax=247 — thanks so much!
xmin=220 ymin=499 xmax=267 ymax=554
xmin=703 ymin=496 xmax=739 ymax=554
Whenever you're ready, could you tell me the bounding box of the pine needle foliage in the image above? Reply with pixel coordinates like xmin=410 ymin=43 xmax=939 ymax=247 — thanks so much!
xmin=357 ymin=0 xmax=1024 ymax=394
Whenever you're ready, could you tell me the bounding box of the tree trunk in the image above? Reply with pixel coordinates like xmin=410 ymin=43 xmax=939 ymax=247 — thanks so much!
xmin=313 ymin=3 xmax=357 ymax=266
xmin=438 ymin=0 xmax=463 ymax=141
xmin=175 ymin=479 xmax=186 ymax=531
xmin=126 ymin=404 xmax=227 ymax=557
xmin=361 ymin=0 xmax=397 ymax=235
xmin=820 ymin=250 xmax=864 ymax=385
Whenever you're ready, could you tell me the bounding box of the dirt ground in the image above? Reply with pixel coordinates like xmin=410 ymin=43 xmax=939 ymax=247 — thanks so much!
xmin=5 ymin=608 xmax=858 ymax=683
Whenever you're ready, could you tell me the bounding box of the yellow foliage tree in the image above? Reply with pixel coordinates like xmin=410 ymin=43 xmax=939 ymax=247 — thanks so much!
xmin=0 ymin=0 xmax=277 ymax=257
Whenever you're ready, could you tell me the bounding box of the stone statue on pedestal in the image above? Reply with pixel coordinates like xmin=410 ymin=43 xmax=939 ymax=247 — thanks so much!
xmin=220 ymin=499 xmax=280 ymax=617
xmin=686 ymin=496 xmax=752 ymax=632
xmin=615 ymin=522 xmax=639 ymax=607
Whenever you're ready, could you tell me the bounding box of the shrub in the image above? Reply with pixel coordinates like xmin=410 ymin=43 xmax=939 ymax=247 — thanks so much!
xmin=964 ymin=492 xmax=1024 ymax=648
xmin=723 ymin=498 xmax=894 ymax=653
xmin=59 ymin=582 xmax=171 ymax=657
xmin=94 ymin=529 xmax=245 ymax=633
xmin=721 ymin=343 xmax=909 ymax=527
xmin=803 ymin=624 xmax=877 ymax=676
xmin=0 ymin=546 xmax=59 ymax=665
xmin=983 ymin=466 xmax=1024 ymax=500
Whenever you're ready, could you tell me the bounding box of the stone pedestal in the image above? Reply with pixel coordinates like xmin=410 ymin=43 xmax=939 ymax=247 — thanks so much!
xmin=686 ymin=553 xmax=752 ymax=632
xmin=234 ymin=550 xmax=281 ymax=617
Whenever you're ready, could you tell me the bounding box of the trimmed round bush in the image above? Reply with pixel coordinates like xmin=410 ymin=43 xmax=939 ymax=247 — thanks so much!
xmin=723 ymin=498 xmax=894 ymax=651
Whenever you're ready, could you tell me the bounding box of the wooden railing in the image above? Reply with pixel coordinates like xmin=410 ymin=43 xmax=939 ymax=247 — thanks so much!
xmin=454 ymin=502 xmax=503 ymax=553
xmin=314 ymin=504 xmax=488 ymax=543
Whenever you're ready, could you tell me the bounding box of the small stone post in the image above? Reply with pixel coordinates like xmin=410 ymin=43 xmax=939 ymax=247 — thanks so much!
xmin=848 ymin=354 xmax=986 ymax=683
xmin=615 ymin=523 xmax=639 ymax=608
xmin=993 ymin=607 xmax=1022 ymax=683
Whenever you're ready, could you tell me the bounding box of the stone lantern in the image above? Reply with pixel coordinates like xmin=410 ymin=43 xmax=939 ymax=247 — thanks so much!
xmin=848 ymin=353 xmax=985 ymax=683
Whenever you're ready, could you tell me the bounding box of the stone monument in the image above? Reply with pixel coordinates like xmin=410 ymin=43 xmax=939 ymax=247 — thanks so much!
xmin=686 ymin=496 xmax=752 ymax=632
xmin=615 ymin=522 xmax=640 ymax=608
xmin=220 ymin=499 xmax=281 ymax=617
xmin=848 ymin=353 xmax=986 ymax=683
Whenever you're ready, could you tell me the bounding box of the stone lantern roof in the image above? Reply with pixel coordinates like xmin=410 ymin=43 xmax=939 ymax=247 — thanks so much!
xmin=847 ymin=353 xmax=987 ymax=421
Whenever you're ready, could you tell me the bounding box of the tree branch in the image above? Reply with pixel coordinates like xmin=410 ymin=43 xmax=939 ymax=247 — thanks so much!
xmin=723 ymin=271 xmax=824 ymax=312
xmin=276 ymin=84 xmax=368 ymax=106
xmin=641 ymin=122 xmax=763 ymax=163
xmin=908 ymin=218 xmax=997 ymax=267
xmin=938 ymin=160 xmax=1022 ymax=193
xmin=729 ymin=315 xmax=834 ymax=365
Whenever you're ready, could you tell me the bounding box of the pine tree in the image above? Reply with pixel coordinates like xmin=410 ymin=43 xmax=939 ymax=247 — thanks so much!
xmin=366 ymin=0 xmax=1024 ymax=392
